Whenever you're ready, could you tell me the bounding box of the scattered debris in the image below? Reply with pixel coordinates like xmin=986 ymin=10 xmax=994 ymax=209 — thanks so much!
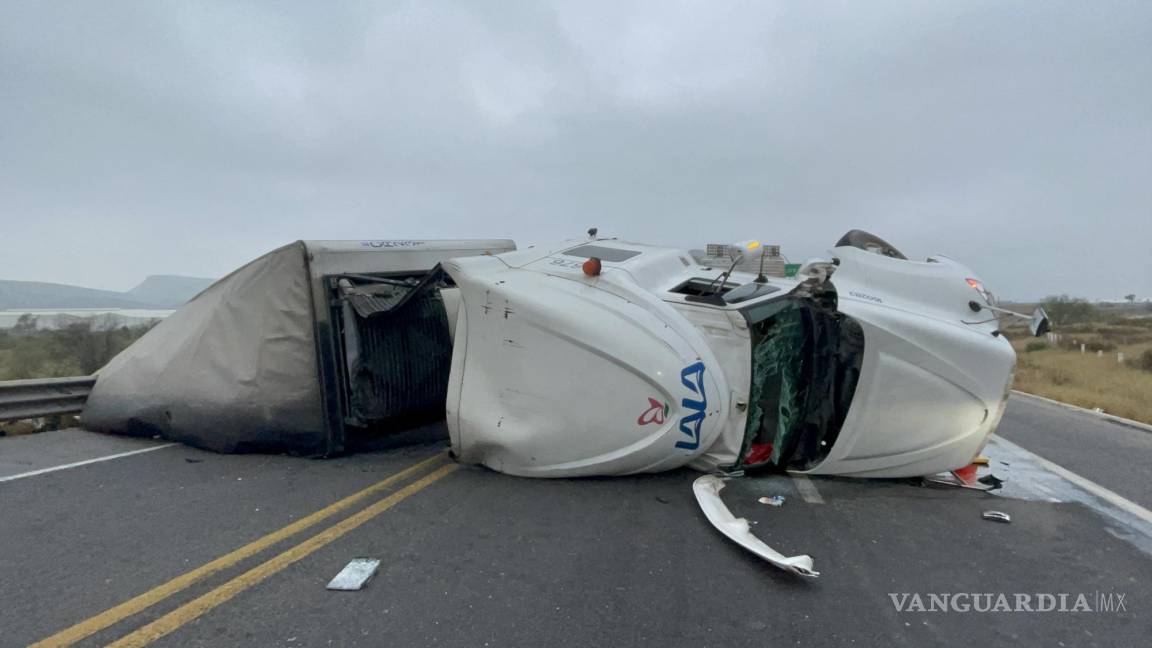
xmin=326 ymin=558 xmax=381 ymax=591
xmin=655 ymin=495 xmax=670 ymax=504
xmin=982 ymin=511 xmax=1012 ymax=524
xmin=977 ymin=474 xmax=1004 ymax=490
xmin=923 ymin=475 xmax=959 ymax=489
xmin=693 ymin=475 xmax=817 ymax=577
xmin=184 ymin=458 xmax=202 ymax=463
xmin=951 ymin=463 xmax=980 ymax=486
xmin=924 ymin=467 xmax=1005 ymax=492
xmin=758 ymin=495 xmax=786 ymax=506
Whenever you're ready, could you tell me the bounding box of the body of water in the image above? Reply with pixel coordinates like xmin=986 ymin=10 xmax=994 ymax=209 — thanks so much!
xmin=0 ymin=309 xmax=175 ymax=330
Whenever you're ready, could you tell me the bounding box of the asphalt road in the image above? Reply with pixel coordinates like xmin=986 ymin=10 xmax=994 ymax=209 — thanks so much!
xmin=1 ymin=395 xmax=1149 ymax=647
xmin=996 ymin=393 xmax=1152 ymax=509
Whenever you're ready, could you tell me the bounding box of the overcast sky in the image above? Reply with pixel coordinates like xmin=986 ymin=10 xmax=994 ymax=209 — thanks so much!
xmin=1 ymin=1 xmax=1149 ymax=300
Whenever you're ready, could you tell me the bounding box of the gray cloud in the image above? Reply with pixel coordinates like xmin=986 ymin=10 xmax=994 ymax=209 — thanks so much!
xmin=2 ymin=0 xmax=1149 ymax=299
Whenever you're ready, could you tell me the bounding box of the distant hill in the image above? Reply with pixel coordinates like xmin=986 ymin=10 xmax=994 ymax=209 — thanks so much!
xmin=0 ymin=275 xmax=216 ymax=310
xmin=124 ymin=275 xmax=216 ymax=308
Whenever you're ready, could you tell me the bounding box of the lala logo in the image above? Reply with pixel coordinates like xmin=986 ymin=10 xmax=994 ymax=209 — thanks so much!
xmin=637 ymin=398 xmax=669 ymax=425
xmin=676 ymin=362 xmax=708 ymax=450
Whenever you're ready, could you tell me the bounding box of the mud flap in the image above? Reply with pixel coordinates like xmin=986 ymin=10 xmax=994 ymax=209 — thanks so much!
xmin=692 ymin=475 xmax=819 ymax=577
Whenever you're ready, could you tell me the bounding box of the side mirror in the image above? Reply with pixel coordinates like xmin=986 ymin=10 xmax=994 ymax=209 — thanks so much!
xmin=1029 ymin=307 xmax=1051 ymax=337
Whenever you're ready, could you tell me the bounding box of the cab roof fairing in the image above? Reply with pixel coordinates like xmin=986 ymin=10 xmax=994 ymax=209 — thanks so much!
xmin=442 ymin=253 xmax=733 ymax=477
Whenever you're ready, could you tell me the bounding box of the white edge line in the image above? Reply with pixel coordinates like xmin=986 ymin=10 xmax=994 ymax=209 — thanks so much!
xmin=1012 ymin=390 xmax=1152 ymax=433
xmin=993 ymin=435 xmax=1152 ymax=526
xmin=790 ymin=473 xmax=825 ymax=504
xmin=0 ymin=443 xmax=177 ymax=483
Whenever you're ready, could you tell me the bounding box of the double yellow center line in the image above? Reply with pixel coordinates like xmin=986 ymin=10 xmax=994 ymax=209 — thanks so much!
xmin=31 ymin=453 xmax=457 ymax=648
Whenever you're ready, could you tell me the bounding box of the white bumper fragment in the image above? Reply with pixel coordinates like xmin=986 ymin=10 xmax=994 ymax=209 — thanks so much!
xmin=692 ymin=475 xmax=819 ymax=578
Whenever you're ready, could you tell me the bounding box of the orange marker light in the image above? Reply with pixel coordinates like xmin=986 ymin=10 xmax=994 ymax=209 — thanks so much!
xmin=582 ymin=257 xmax=602 ymax=276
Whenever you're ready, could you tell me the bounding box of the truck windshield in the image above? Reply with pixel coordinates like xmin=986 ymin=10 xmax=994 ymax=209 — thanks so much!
xmin=738 ymin=297 xmax=864 ymax=470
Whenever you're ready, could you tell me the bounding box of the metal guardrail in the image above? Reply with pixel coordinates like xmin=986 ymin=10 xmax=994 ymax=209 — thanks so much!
xmin=0 ymin=376 xmax=95 ymax=421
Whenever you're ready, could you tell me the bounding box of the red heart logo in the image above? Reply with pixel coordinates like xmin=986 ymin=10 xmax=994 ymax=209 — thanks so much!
xmin=637 ymin=397 xmax=667 ymax=425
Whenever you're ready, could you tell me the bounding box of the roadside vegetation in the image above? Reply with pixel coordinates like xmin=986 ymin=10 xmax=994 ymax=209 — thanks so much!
xmin=0 ymin=315 xmax=154 ymax=436
xmin=1005 ymin=296 xmax=1152 ymax=425
xmin=0 ymin=314 xmax=153 ymax=381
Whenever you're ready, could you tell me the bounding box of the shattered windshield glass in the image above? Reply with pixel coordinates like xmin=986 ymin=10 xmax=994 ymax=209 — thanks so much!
xmin=738 ymin=298 xmax=864 ymax=470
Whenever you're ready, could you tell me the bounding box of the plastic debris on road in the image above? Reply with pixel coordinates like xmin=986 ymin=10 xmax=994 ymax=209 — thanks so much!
xmin=326 ymin=558 xmax=381 ymax=591
xmin=982 ymin=511 xmax=1012 ymax=524
xmin=693 ymin=475 xmax=817 ymax=577
xmin=758 ymin=495 xmax=786 ymax=506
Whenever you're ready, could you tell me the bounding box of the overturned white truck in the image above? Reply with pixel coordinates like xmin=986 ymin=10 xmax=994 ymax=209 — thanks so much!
xmin=444 ymin=234 xmax=1031 ymax=479
xmin=86 ymin=232 xmax=1048 ymax=577
xmin=85 ymin=232 xmax=1037 ymax=480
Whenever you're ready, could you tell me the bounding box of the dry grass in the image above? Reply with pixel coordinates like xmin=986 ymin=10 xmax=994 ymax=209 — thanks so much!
xmin=1009 ymin=318 xmax=1152 ymax=425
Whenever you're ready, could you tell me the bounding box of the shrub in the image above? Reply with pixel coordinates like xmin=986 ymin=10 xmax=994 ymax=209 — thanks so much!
xmin=1103 ymin=326 xmax=1144 ymax=337
xmin=1042 ymin=295 xmax=1098 ymax=325
xmin=1138 ymin=349 xmax=1152 ymax=373
xmin=1025 ymin=341 xmax=1049 ymax=352
xmin=0 ymin=320 xmax=153 ymax=379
